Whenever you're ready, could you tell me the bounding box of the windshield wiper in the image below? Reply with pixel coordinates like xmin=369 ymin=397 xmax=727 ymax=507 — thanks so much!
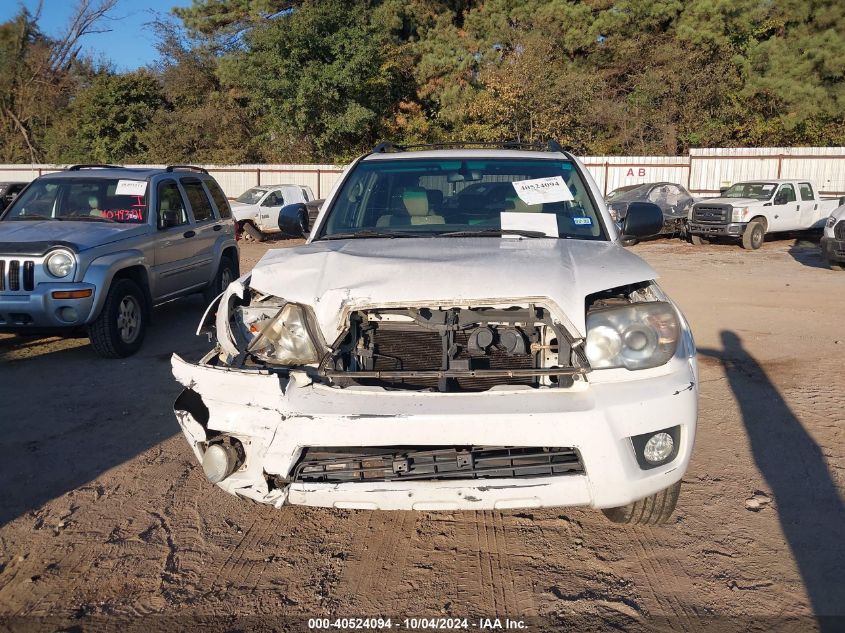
xmin=318 ymin=230 xmax=425 ymax=241
xmin=7 ymin=214 xmax=61 ymax=221
xmin=439 ymin=229 xmax=549 ymax=238
xmin=64 ymin=216 xmax=118 ymax=223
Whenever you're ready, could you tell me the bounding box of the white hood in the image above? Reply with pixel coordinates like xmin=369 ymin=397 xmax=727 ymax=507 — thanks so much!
xmin=247 ymin=237 xmax=658 ymax=339
xmin=230 ymin=202 xmax=259 ymax=222
xmin=697 ymin=197 xmax=762 ymax=207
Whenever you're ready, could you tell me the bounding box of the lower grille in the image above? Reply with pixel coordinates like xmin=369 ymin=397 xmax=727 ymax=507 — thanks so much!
xmin=835 ymin=220 xmax=845 ymax=240
xmin=292 ymin=446 xmax=584 ymax=483
xmin=693 ymin=205 xmax=729 ymax=223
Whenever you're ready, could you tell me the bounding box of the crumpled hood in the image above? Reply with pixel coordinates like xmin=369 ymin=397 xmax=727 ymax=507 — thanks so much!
xmin=248 ymin=237 xmax=658 ymax=338
xmin=0 ymin=220 xmax=148 ymax=252
xmin=696 ymin=197 xmax=760 ymax=207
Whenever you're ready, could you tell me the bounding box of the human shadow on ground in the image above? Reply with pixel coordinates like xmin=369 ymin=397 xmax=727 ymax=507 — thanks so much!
xmin=699 ymin=331 xmax=845 ymax=630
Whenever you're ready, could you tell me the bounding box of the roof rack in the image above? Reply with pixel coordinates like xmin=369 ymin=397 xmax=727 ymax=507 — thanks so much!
xmin=165 ymin=165 xmax=209 ymax=174
xmin=67 ymin=164 xmax=122 ymax=170
xmin=371 ymin=140 xmax=569 ymax=153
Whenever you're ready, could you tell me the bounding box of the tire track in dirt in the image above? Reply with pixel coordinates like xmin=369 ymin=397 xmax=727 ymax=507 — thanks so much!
xmin=453 ymin=511 xmax=538 ymax=617
xmin=333 ymin=512 xmax=417 ymax=614
xmin=625 ymin=527 xmax=701 ymax=629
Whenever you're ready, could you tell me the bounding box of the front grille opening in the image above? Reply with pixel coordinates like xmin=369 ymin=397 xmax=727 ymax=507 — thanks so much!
xmin=291 ymin=446 xmax=584 ymax=483
xmin=324 ymin=306 xmax=583 ymax=392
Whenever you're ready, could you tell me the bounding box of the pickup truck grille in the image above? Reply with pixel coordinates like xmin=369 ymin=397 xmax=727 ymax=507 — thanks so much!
xmin=0 ymin=258 xmax=36 ymax=292
xmin=835 ymin=221 xmax=845 ymax=240
xmin=692 ymin=205 xmax=730 ymax=224
xmin=292 ymin=446 xmax=584 ymax=483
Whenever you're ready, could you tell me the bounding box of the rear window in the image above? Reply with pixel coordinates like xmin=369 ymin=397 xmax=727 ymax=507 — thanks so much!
xmin=182 ymin=179 xmax=214 ymax=222
xmin=799 ymin=183 xmax=814 ymax=201
xmin=1 ymin=177 xmax=148 ymax=223
xmin=206 ymin=180 xmax=232 ymax=219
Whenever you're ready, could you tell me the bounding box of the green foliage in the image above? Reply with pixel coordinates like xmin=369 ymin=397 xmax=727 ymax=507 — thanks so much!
xmin=45 ymin=72 xmax=165 ymax=163
xmin=0 ymin=0 xmax=843 ymax=164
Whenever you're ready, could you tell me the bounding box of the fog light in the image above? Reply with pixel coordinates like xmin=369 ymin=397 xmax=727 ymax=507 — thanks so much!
xmin=202 ymin=442 xmax=239 ymax=483
xmin=57 ymin=306 xmax=79 ymax=322
xmin=643 ymin=432 xmax=674 ymax=464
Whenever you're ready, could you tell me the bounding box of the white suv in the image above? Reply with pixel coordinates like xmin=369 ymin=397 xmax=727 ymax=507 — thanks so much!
xmin=172 ymin=142 xmax=698 ymax=525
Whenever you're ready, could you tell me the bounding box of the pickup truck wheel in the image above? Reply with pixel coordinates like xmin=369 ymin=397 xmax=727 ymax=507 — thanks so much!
xmin=602 ymin=481 xmax=681 ymax=525
xmin=88 ymin=278 xmax=147 ymax=358
xmin=242 ymin=222 xmax=265 ymax=242
xmin=742 ymin=220 xmax=765 ymax=250
xmin=689 ymin=234 xmax=709 ymax=245
xmin=829 ymin=260 xmax=845 ymax=271
xmin=203 ymin=257 xmax=237 ymax=303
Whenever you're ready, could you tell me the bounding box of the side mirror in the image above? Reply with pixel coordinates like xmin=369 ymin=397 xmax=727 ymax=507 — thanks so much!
xmin=278 ymin=202 xmax=307 ymax=237
xmin=838 ymin=196 xmax=845 ymax=207
xmin=621 ymin=201 xmax=663 ymax=239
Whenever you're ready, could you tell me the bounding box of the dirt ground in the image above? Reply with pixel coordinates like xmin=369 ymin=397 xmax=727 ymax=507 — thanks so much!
xmin=1 ymin=235 xmax=844 ymax=632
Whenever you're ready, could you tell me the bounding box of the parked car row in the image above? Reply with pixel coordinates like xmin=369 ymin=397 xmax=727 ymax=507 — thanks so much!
xmin=604 ymin=179 xmax=845 ymax=267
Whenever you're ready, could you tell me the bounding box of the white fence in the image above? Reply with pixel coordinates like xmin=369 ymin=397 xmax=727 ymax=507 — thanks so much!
xmin=2 ymin=147 xmax=844 ymax=198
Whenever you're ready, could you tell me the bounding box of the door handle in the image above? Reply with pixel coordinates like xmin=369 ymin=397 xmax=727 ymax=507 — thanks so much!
xmin=213 ymin=224 xmax=222 ymax=231
xmin=183 ymin=230 xmax=196 ymax=238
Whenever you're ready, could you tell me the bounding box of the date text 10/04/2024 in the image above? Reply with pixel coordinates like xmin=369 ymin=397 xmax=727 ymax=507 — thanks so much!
xmin=307 ymin=618 xmax=528 ymax=630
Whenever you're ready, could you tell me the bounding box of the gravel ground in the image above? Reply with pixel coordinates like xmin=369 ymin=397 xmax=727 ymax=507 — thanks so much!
xmin=1 ymin=234 xmax=843 ymax=632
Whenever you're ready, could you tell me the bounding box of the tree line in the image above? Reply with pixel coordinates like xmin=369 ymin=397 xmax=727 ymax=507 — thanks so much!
xmin=1 ymin=0 xmax=843 ymax=165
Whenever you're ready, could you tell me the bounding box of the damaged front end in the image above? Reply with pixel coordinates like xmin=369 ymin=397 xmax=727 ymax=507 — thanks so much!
xmin=173 ymin=276 xmax=696 ymax=511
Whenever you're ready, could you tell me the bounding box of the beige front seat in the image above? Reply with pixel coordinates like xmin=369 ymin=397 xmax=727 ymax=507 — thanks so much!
xmin=377 ymin=187 xmax=445 ymax=226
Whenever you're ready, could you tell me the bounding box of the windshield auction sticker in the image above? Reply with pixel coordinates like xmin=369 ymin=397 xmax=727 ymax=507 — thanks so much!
xmin=512 ymin=176 xmax=574 ymax=205
xmin=115 ymin=180 xmax=148 ymax=196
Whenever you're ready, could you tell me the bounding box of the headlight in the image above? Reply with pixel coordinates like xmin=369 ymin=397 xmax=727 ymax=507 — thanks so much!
xmin=585 ymin=301 xmax=680 ymax=370
xmin=827 ymin=216 xmax=837 ymax=228
xmin=731 ymin=207 xmax=748 ymax=223
xmin=45 ymin=249 xmax=75 ymax=278
xmin=247 ymin=303 xmax=319 ymax=365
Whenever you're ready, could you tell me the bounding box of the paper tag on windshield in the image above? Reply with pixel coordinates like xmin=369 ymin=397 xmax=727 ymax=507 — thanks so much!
xmin=512 ymin=176 xmax=573 ymax=205
xmin=500 ymin=211 xmax=559 ymax=237
xmin=115 ymin=180 xmax=147 ymax=196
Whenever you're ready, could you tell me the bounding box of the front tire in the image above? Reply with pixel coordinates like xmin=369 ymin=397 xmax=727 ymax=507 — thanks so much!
xmin=602 ymin=481 xmax=681 ymax=525
xmin=203 ymin=256 xmax=238 ymax=303
xmin=242 ymin=222 xmax=265 ymax=242
xmin=742 ymin=219 xmax=765 ymax=250
xmin=689 ymin=234 xmax=709 ymax=245
xmin=88 ymin=278 xmax=147 ymax=358
xmin=829 ymin=260 xmax=845 ymax=271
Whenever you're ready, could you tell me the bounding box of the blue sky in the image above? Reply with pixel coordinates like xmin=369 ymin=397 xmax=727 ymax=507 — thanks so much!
xmin=3 ymin=0 xmax=194 ymax=71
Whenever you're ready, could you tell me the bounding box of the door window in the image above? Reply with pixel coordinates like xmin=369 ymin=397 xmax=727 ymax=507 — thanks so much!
xmin=182 ymin=178 xmax=214 ymax=222
xmin=776 ymin=184 xmax=796 ymax=204
xmin=157 ymin=180 xmax=189 ymax=229
xmin=799 ymin=183 xmax=814 ymax=201
xmin=205 ymin=179 xmax=232 ymax=219
xmin=264 ymin=190 xmax=284 ymax=206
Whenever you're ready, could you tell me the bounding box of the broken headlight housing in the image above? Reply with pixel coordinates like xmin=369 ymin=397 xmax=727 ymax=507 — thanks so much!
xmin=246 ymin=303 xmax=320 ymax=365
xmin=585 ymin=302 xmax=680 ymax=370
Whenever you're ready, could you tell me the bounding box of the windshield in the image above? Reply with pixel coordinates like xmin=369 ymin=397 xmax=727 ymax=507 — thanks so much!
xmin=605 ymin=184 xmax=646 ymax=201
xmin=723 ymin=182 xmax=777 ymax=200
xmin=236 ymin=187 xmax=268 ymax=204
xmin=318 ymin=158 xmax=605 ymax=240
xmin=2 ymin=177 xmax=148 ymax=223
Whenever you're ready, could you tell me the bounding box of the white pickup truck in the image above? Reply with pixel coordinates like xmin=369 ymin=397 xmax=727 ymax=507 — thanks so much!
xmin=687 ymin=179 xmax=842 ymax=250
xmin=230 ymin=184 xmax=315 ymax=240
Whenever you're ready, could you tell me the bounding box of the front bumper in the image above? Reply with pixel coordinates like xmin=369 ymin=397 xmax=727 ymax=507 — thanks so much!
xmin=171 ymin=352 xmax=698 ymax=512
xmin=688 ymin=222 xmax=746 ymax=237
xmin=0 ymin=283 xmax=97 ymax=329
xmin=821 ymin=236 xmax=845 ymax=263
